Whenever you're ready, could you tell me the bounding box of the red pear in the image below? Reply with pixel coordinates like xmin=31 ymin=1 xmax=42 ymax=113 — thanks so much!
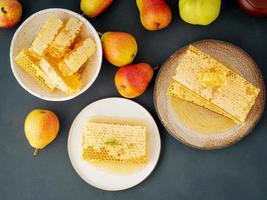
xmin=136 ymin=0 xmax=172 ymax=31
xmin=115 ymin=63 xmax=154 ymax=98
xmin=0 ymin=0 xmax=22 ymax=28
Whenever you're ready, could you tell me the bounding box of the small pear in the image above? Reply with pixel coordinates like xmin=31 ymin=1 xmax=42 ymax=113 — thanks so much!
xmin=115 ymin=63 xmax=154 ymax=98
xmin=0 ymin=0 xmax=23 ymax=28
xmin=80 ymin=0 xmax=113 ymax=18
xmin=24 ymin=109 xmax=60 ymax=156
xmin=136 ymin=0 xmax=172 ymax=31
xmin=101 ymin=32 xmax=138 ymax=67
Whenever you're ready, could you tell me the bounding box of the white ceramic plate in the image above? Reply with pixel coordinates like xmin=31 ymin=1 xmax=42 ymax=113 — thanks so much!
xmin=68 ymin=97 xmax=161 ymax=191
xmin=10 ymin=8 xmax=102 ymax=101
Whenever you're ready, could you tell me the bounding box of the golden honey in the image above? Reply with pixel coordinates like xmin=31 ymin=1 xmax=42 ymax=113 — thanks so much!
xmin=170 ymin=96 xmax=236 ymax=134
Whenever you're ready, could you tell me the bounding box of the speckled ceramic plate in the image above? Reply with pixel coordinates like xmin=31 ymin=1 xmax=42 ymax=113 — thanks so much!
xmin=154 ymin=40 xmax=265 ymax=149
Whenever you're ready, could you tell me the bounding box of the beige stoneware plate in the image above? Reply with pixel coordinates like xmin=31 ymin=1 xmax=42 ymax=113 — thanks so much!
xmin=10 ymin=8 xmax=102 ymax=101
xmin=154 ymin=40 xmax=265 ymax=149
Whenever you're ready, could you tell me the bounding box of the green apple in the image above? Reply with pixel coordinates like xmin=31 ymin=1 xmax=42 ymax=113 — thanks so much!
xmin=179 ymin=0 xmax=221 ymax=25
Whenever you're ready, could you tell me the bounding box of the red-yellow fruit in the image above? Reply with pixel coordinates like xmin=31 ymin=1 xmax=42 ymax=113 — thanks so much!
xmin=115 ymin=63 xmax=154 ymax=98
xmin=136 ymin=0 xmax=172 ymax=31
xmin=80 ymin=0 xmax=113 ymax=18
xmin=24 ymin=109 xmax=60 ymax=155
xmin=0 ymin=0 xmax=22 ymax=28
xmin=101 ymin=32 xmax=138 ymax=67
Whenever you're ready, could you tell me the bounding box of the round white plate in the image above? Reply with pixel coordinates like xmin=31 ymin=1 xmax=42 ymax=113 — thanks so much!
xmin=68 ymin=97 xmax=161 ymax=191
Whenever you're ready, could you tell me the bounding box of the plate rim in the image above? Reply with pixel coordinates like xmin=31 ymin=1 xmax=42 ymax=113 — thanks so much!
xmin=153 ymin=39 xmax=265 ymax=150
xmin=67 ymin=97 xmax=161 ymax=191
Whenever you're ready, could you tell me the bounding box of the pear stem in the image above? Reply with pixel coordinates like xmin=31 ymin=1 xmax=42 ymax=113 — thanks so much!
xmin=97 ymin=32 xmax=103 ymax=37
xmin=34 ymin=148 xmax=38 ymax=157
xmin=153 ymin=66 xmax=160 ymax=70
xmin=1 ymin=7 xmax=7 ymax=14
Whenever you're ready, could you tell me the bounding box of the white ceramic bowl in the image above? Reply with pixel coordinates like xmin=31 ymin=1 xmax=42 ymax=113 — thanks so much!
xmin=10 ymin=8 xmax=102 ymax=101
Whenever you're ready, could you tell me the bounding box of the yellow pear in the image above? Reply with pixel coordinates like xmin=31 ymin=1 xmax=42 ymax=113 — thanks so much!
xmin=80 ymin=0 xmax=113 ymax=18
xmin=101 ymin=32 xmax=138 ymax=67
xmin=24 ymin=109 xmax=60 ymax=156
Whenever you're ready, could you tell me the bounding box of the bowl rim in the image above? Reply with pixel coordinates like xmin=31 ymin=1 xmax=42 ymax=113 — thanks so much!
xmin=10 ymin=8 xmax=102 ymax=101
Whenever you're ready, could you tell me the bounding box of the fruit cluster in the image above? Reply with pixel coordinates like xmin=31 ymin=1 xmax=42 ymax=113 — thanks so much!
xmin=80 ymin=0 xmax=223 ymax=99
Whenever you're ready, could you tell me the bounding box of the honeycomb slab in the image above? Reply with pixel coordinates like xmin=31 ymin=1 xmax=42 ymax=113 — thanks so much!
xmin=169 ymin=45 xmax=260 ymax=123
xmin=15 ymin=49 xmax=56 ymax=90
xmin=31 ymin=16 xmax=63 ymax=55
xmin=59 ymin=37 xmax=96 ymax=76
xmin=82 ymin=121 xmax=147 ymax=163
xmin=49 ymin=17 xmax=83 ymax=58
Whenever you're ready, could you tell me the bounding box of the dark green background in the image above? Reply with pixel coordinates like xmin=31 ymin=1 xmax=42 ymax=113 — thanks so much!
xmin=1 ymin=0 xmax=267 ymax=199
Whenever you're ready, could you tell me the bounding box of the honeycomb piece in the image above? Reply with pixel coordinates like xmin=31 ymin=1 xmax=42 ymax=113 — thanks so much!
xmin=31 ymin=16 xmax=63 ymax=55
xmin=39 ymin=57 xmax=81 ymax=94
xmin=59 ymin=37 xmax=96 ymax=76
xmin=167 ymin=80 xmax=239 ymax=123
xmin=172 ymin=45 xmax=260 ymax=123
xmin=49 ymin=17 xmax=83 ymax=58
xmin=82 ymin=121 xmax=147 ymax=164
xmin=15 ymin=49 xmax=56 ymax=90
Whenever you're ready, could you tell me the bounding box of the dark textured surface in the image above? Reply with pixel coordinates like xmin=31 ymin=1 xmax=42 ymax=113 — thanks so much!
xmin=0 ymin=0 xmax=266 ymax=199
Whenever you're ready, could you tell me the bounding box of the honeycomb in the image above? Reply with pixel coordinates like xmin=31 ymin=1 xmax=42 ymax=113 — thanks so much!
xmin=82 ymin=121 xmax=147 ymax=164
xmin=167 ymin=80 xmax=239 ymax=123
xmin=49 ymin=17 xmax=83 ymax=58
xmin=59 ymin=37 xmax=96 ymax=76
xmin=15 ymin=49 xmax=56 ymax=90
xmin=171 ymin=45 xmax=260 ymax=123
xmin=31 ymin=16 xmax=63 ymax=55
